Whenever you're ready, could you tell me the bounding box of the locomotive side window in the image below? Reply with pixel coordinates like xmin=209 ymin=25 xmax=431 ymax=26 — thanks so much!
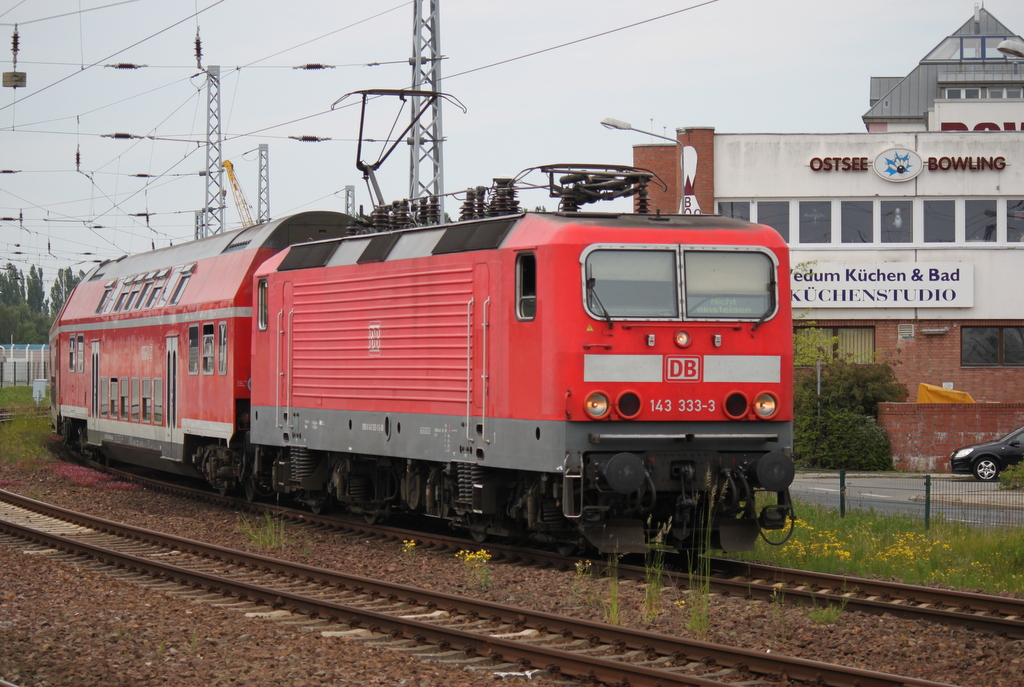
xmin=683 ymin=251 xmax=775 ymax=320
xmin=109 ymin=378 xmax=119 ymax=419
xmin=202 ymin=323 xmax=215 ymax=375
xmin=76 ymin=335 xmax=85 ymax=373
xmin=131 ymin=377 xmax=140 ymax=421
xmin=100 ymin=376 xmax=109 ymax=418
xmin=516 ymin=253 xmax=536 ymax=321
xmin=257 ymin=279 xmax=268 ymax=331
xmin=188 ymin=325 xmax=200 ymax=375
xmin=584 ymin=249 xmax=678 ymax=318
xmin=153 ymin=378 xmax=163 ymax=425
xmin=142 ymin=378 xmax=151 ymax=422
xmin=218 ymin=322 xmax=228 ymax=375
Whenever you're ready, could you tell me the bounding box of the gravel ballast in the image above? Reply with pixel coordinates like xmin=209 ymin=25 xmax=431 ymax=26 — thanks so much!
xmin=1 ymin=459 xmax=1023 ymax=687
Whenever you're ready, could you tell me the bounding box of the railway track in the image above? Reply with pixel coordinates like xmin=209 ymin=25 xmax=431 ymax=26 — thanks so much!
xmin=0 ymin=487 xmax=958 ymax=687
xmin=67 ymin=452 xmax=1024 ymax=641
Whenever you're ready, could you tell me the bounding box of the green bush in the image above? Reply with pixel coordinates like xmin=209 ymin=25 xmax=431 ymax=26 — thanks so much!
xmin=795 ymin=409 xmax=893 ymax=471
xmin=998 ymin=462 xmax=1024 ymax=490
xmin=793 ymin=356 xmax=906 ymax=470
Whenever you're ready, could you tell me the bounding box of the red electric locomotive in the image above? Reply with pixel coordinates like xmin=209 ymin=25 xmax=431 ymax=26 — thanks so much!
xmin=51 ymin=166 xmax=795 ymax=554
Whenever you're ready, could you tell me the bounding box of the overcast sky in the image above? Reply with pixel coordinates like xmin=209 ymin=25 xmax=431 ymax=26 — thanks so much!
xmin=1 ymin=0 xmax=1023 ymax=286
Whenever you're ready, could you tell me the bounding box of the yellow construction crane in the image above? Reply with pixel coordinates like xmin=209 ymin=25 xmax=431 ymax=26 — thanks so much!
xmin=222 ymin=160 xmax=255 ymax=228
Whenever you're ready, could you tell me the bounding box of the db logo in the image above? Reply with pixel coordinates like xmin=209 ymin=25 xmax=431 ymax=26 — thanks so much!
xmin=666 ymin=356 xmax=700 ymax=382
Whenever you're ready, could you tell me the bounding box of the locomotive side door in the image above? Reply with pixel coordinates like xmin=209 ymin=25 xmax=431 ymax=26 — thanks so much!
xmin=469 ymin=264 xmax=490 ymax=445
xmin=277 ymin=281 xmax=293 ymax=431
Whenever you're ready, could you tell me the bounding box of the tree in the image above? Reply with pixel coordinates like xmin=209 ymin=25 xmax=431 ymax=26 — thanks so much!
xmin=49 ymin=266 xmax=84 ymax=317
xmin=792 ymin=330 xmax=908 ymax=471
xmin=0 ymin=263 xmax=25 ymax=307
xmin=26 ymin=265 xmax=47 ymax=315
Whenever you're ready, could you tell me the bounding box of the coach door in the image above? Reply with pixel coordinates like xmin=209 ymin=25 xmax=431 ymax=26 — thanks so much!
xmin=468 ymin=264 xmax=490 ymax=446
xmin=91 ymin=341 xmax=100 ymax=419
xmin=165 ymin=336 xmax=179 ymax=439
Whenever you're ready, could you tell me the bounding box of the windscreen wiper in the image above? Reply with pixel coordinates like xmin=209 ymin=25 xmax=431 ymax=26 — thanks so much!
xmin=586 ymin=277 xmax=614 ymax=329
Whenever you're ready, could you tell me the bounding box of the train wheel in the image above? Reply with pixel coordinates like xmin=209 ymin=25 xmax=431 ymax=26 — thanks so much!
xmin=244 ymin=479 xmax=257 ymax=502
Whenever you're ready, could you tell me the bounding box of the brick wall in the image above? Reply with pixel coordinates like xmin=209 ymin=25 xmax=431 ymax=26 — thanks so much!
xmin=806 ymin=318 xmax=1024 ymax=403
xmin=630 ymin=127 xmax=716 ymax=215
xmin=879 ymin=402 xmax=1024 ymax=471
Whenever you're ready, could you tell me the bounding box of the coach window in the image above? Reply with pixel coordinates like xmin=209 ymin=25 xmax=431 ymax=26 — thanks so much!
xmin=169 ymin=263 xmax=195 ymax=306
xmin=188 ymin=324 xmax=200 ymax=374
xmin=145 ymin=270 xmax=168 ymax=308
xmin=100 ymin=376 xmax=109 ymax=418
xmin=156 ymin=267 xmax=182 ymax=308
xmin=584 ymin=249 xmax=678 ymax=318
xmin=218 ymin=322 xmax=228 ymax=374
xmin=684 ymin=250 xmax=775 ymax=320
xmin=103 ymin=280 xmax=122 ymax=314
xmin=202 ymin=323 xmax=215 ymax=375
xmin=516 ymin=253 xmax=536 ymax=321
xmin=110 ymin=378 xmax=119 ymax=419
xmin=962 ymin=326 xmax=1024 ymax=366
xmin=153 ymin=378 xmax=164 ymax=425
xmin=76 ymin=335 xmax=85 ymax=373
xmin=68 ymin=334 xmax=75 ymax=371
xmin=120 ymin=377 xmax=129 ymax=419
xmin=131 ymin=377 xmax=140 ymax=421
xmin=96 ymin=280 xmax=117 ymax=314
xmin=142 ymin=378 xmax=151 ymax=423
xmin=257 ymin=278 xmax=268 ymax=331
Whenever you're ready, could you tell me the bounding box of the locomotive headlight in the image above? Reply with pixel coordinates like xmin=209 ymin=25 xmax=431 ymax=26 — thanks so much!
xmin=753 ymin=392 xmax=779 ymax=419
xmin=584 ymin=392 xmax=610 ymax=419
xmin=674 ymin=330 xmax=691 ymax=348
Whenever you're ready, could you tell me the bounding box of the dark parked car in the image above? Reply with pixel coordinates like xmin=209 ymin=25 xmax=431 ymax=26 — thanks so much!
xmin=950 ymin=426 xmax=1024 ymax=481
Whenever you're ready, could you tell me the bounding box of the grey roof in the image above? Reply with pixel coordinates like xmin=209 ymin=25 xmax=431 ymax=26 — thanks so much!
xmin=862 ymin=8 xmax=1024 ymax=128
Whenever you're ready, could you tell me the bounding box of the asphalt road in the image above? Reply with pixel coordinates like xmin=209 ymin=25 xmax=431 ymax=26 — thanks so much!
xmin=790 ymin=472 xmax=1024 ymax=527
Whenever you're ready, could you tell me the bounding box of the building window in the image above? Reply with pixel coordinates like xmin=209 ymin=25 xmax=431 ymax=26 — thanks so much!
xmin=188 ymin=324 xmax=200 ymax=375
xmin=923 ymin=200 xmax=955 ymax=242
xmin=516 ymin=253 xmax=536 ymax=321
xmin=962 ymin=327 xmax=1024 ymax=366
xmin=1009 ymin=200 xmax=1024 ymax=242
xmin=718 ymin=202 xmax=750 ymax=221
xmin=800 ymin=326 xmax=876 ymax=362
xmin=757 ymin=201 xmax=789 ymax=242
xmin=965 ymin=199 xmax=997 ymax=242
xmin=799 ymin=201 xmax=831 ymax=243
xmin=841 ymin=201 xmax=872 ymax=243
xmin=218 ymin=322 xmax=228 ymax=375
xmin=946 ymin=88 xmax=962 ymax=99
xmin=880 ymin=200 xmax=912 ymax=243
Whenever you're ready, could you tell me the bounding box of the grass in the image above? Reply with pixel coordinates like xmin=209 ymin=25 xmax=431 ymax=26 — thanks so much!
xmin=238 ymin=512 xmax=288 ymax=549
xmin=455 ymin=548 xmax=493 ymax=589
xmin=731 ymin=498 xmax=1024 ymax=596
xmin=0 ymin=401 xmax=53 ymax=470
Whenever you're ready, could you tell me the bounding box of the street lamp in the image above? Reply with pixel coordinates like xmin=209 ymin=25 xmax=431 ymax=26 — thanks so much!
xmin=996 ymin=39 xmax=1024 ymax=59
xmin=600 ymin=117 xmax=699 ymax=214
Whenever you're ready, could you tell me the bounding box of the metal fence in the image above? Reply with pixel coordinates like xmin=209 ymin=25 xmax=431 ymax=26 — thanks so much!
xmin=791 ymin=470 xmax=1024 ymax=529
xmin=0 ymin=362 xmax=48 ymax=388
